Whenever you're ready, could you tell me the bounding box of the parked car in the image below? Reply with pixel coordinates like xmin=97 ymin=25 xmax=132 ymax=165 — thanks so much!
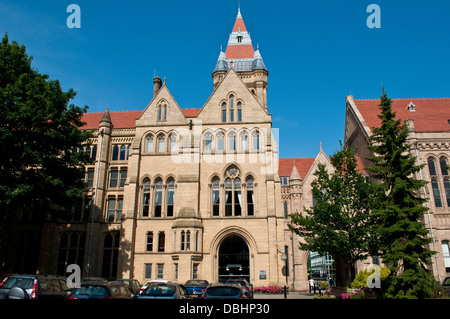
xmin=225 ymin=278 xmax=254 ymax=298
xmin=201 ymin=283 xmax=247 ymax=299
xmin=81 ymin=277 xmax=109 ymax=284
xmin=67 ymin=282 xmax=137 ymax=299
xmin=111 ymin=279 xmax=142 ymax=294
xmin=184 ymin=280 xmax=209 ymax=299
xmin=441 ymin=277 xmax=450 ymax=297
xmin=0 ymin=274 xmax=69 ymax=299
xmin=139 ymin=279 xmax=171 ymax=294
xmin=138 ymin=282 xmax=189 ymax=299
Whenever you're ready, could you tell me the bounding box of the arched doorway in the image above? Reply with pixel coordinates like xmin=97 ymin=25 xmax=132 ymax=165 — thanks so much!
xmin=218 ymin=235 xmax=250 ymax=283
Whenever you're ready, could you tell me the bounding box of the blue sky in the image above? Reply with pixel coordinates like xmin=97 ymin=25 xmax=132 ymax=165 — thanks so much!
xmin=1 ymin=0 xmax=449 ymax=158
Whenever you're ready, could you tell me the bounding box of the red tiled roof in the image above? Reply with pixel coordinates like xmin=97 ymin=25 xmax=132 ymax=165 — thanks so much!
xmin=182 ymin=108 xmax=201 ymax=117
xmin=225 ymin=44 xmax=254 ymax=59
xmin=278 ymin=156 xmax=366 ymax=178
xmin=232 ymin=16 xmax=247 ymax=32
xmin=81 ymin=110 xmax=142 ymax=129
xmin=278 ymin=158 xmax=315 ymax=179
xmin=81 ymin=108 xmax=202 ymax=129
xmin=353 ymin=98 xmax=450 ymax=132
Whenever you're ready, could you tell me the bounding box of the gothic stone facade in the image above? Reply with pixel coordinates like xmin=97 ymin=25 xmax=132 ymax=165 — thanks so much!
xmin=344 ymin=95 xmax=450 ymax=283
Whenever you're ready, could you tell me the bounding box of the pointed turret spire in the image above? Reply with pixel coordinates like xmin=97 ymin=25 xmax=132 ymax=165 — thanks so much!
xmin=225 ymin=7 xmax=254 ymax=59
xmin=100 ymin=107 xmax=111 ymax=124
xmin=290 ymin=161 xmax=302 ymax=181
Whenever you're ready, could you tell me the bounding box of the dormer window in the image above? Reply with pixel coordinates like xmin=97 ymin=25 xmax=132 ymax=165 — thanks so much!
xmin=407 ymin=102 xmax=416 ymax=112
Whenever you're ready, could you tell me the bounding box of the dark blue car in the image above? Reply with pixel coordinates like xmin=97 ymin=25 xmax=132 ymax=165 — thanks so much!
xmin=184 ymin=280 xmax=209 ymax=299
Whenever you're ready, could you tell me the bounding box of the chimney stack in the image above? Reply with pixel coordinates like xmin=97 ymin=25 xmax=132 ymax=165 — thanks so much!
xmin=153 ymin=76 xmax=162 ymax=97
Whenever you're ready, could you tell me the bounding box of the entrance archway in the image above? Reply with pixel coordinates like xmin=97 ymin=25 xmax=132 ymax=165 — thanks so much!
xmin=218 ymin=235 xmax=249 ymax=283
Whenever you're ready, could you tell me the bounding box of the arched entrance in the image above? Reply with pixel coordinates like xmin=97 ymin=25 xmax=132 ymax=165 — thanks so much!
xmin=218 ymin=235 xmax=250 ymax=283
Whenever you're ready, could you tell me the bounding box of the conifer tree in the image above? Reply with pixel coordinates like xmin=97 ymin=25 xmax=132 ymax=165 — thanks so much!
xmin=367 ymin=89 xmax=435 ymax=299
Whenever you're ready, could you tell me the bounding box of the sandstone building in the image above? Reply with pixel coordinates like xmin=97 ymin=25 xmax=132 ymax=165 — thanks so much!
xmin=344 ymin=96 xmax=450 ymax=283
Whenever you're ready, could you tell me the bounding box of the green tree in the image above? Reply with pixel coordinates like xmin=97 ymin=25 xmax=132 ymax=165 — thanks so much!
xmin=288 ymin=144 xmax=380 ymax=286
xmin=367 ymin=89 xmax=435 ymax=299
xmin=0 ymin=34 xmax=92 ymax=272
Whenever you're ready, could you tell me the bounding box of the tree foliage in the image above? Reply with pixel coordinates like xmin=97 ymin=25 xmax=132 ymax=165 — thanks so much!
xmin=288 ymin=144 xmax=381 ymax=283
xmin=0 ymin=33 xmax=92 ymax=222
xmin=367 ymin=89 xmax=435 ymax=299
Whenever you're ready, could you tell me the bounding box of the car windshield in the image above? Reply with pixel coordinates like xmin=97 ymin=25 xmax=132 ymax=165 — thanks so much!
xmin=206 ymin=286 xmax=241 ymax=297
xmin=72 ymin=285 xmax=108 ymax=297
xmin=142 ymin=284 xmax=176 ymax=296
xmin=1 ymin=277 xmax=33 ymax=289
xmin=185 ymin=280 xmax=208 ymax=286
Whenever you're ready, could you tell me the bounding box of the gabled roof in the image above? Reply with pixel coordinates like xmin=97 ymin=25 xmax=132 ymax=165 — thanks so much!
xmin=182 ymin=108 xmax=201 ymax=117
xmin=278 ymin=158 xmax=316 ymax=179
xmin=80 ymin=108 xmax=201 ymax=129
xmin=81 ymin=110 xmax=142 ymax=129
xmin=352 ymin=97 xmax=450 ymax=133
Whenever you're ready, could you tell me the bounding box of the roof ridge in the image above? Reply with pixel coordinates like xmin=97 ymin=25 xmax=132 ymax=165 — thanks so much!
xmin=355 ymin=97 xmax=450 ymax=101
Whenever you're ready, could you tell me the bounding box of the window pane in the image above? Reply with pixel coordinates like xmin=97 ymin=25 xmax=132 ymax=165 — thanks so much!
xmin=217 ymin=134 xmax=224 ymax=151
xmin=222 ymin=103 xmax=227 ymax=122
xmin=158 ymin=233 xmax=165 ymax=252
xmin=143 ymin=180 xmax=150 ymax=217
xmin=146 ymin=233 xmax=153 ymax=252
xmin=205 ymin=134 xmax=212 ymax=152
xmin=145 ymin=264 xmax=152 ymax=278
xmin=158 ymin=137 xmax=165 ymax=152
xmin=147 ymin=137 xmax=154 ymax=153
xmin=428 ymin=158 xmax=437 ymax=176
xmin=440 ymin=157 xmax=449 ymax=176
xmin=107 ymin=198 xmax=116 ymax=222
xmin=225 ymin=178 xmax=232 ymax=217
xmin=241 ymin=134 xmax=248 ymax=151
xmin=432 ymin=178 xmax=442 ymax=207
xmin=167 ymin=180 xmax=175 ymax=217
xmin=229 ymin=134 xmax=235 ymax=151
xmin=444 ymin=178 xmax=450 ymax=207
xmin=155 ymin=181 xmax=162 ymax=217
xmin=253 ymin=133 xmax=260 ymax=150
xmin=119 ymin=145 xmax=126 ymax=160
xmin=120 ymin=169 xmax=127 ymax=187
xmin=112 ymin=145 xmax=119 ymax=161
xmin=212 ymin=179 xmax=220 ymax=216
xmin=91 ymin=145 xmax=97 ymax=161
xmin=117 ymin=197 xmax=123 ymax=221
xmin=110 ymin=169 xmax=118 ymax=188
xmin=87 ymin=168 xmax=95 ymax=188
xmin=237 ymin=102 xmax=242 ymax=122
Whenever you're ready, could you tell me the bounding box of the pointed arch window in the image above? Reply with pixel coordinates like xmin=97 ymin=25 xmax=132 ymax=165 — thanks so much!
xmin=224 ymin=167 xmax=242 ymax=217
xmin=228 ymin=133 xmax=236 ymax=151
xmin=237 ymin=102 xmax=242 ymax=122
xmin=166 ymin=178 xmax=175 ymax=217
xmin=158 ymin=106 xmax=162 ymax=121
xmin=216 ymin=132 xmax=224 ymax=151
xmin=229 ymin=95 xmax=235 ymax=122
xmin=222 ymin=103 xmax=227 ymax=122
xmin=241 ymin=133 xmax=248 ymax=151
xmin=212 ymin=177 xmax=220 ymax=216
xmin=154 ymin=179 xmax=163 ymax=217
xmin=147 ymin=136 xmax=154 ymax=153
xmin=252 ymin=131 xmax=260 ymax=150
xmin=142 ymin=179 xmax=151 ymax=217
xmin=246 ymin=177 xmax=254 ymax=216
xmin=170 ymin=133 xmax=177 ymax=153
xmin=204 ymin=132 xmax=213 ymax=152
xmin=428 ymin=157 xmax=442 ymax=207
xmin=163 ymin=105 xmax=167 ymax=121
xmin=157 ymin=135 xmax=165 ymax=153
xmin=440 ymin=157 xmax=450 ymax=206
